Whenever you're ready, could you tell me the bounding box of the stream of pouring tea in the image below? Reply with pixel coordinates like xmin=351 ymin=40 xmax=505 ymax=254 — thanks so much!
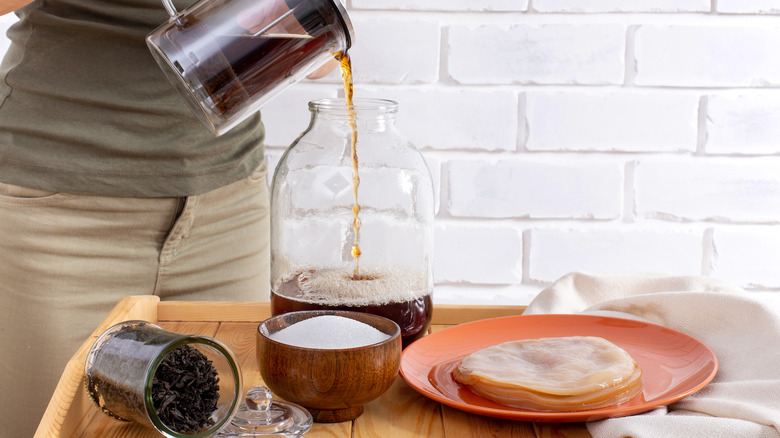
xmin=338 ymin=52 xmax=362 ymax=280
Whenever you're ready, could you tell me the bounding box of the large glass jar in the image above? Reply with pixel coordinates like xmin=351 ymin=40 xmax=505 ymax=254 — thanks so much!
xmin=270 ymin=98 xmax=434 ymax=347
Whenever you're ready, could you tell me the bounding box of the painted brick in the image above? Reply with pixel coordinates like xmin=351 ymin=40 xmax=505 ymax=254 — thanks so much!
xmin=526 ymin=92 xmax=698 ymax=152
xmin=635 ymin=26 xmax=780 ymax=87
xmin=421 ymin=153 xmax=442 ymax=215
xmin=2 ymin=4 xmax=780 ymax=299
xmin=360 ymin=88 xmax=519 ymax=151
xmin=434 ymin=223 xmax=523 ymax=284
xmin=447 ymin=24 xmax=625 ymax=85
xmin=433 ymin=284 xmax=541 ymax=305
xmin=705 ymin=93 xmax=780 ymax=155
xmin=447 ymin=160 xmax=623 ymax=219
xmin=261 ymin=86 xmax=339 ymax=147
xmin=528 ymin=228 xmax=703 ymax=283
xmin=349 ymin=18 xmax=439 ymax=84
xmin=717 ymin=0 xmax=780 ymax=13
xmin=351 ymin=0 xmax=528 ymax=12
xmin=534 ymin=0 xmax=709 ymax=12
xmin=0 ymin=14 xmax=16 ymax=55
xmin=635 ymin=158 xmax=780 ymax=223
xmin=712 ymin=227 xmax=780 ymax=289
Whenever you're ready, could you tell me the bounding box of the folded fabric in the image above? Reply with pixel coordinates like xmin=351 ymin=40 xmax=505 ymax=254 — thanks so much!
xmin=523 ymin=272 xmax=780 ymax=438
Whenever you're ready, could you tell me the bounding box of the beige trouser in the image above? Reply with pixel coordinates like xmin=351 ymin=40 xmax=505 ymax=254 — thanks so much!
xmin=0 ymin=167 xmax=270 ymax=437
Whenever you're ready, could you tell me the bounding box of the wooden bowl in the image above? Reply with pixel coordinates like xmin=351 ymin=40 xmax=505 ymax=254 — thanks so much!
xmin=257 ymin=310 xmax=402 ymax=423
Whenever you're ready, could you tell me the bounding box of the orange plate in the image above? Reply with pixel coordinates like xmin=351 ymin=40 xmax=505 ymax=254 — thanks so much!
xmin=400 ymin=314 xmax=718 ymax=422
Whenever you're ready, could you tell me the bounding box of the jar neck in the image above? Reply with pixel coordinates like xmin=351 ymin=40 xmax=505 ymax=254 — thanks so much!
xmin=308 ymin=98 xmax=398 ymax=128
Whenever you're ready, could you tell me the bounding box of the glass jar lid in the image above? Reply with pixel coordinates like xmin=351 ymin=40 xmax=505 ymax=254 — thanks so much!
xmin=215 ymin=385 xmax=312 ymax=437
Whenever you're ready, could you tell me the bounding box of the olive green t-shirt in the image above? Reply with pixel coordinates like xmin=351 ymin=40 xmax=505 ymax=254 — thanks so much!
xmin=0 ymin=0 xmax=265 ymax=197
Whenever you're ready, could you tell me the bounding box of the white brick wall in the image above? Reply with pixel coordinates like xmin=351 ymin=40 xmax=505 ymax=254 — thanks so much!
xmin=3 ymin=2 xmax=780 ymax=304
xmin=712 ymin=227 xmax=780 ymax=289
xmin=635 ymin=158 xmax=780 ymax=223
xmin=717 ymin=0 xmax=780 ymax=14
xmin=360 ymin=88 xmax=520 ymax=151
xmin=528 ymin=228 xmax=704 ymax=283
xmin=705 ymin=93 xmax=780 ymax=155
xmin=352 ymin=0 xmax=529 ymax=12
xmin=447 ymin=160 xmax=622 ymax=219
xmin=526 ymin=92 xmax=698 ymax=152
xmin=434 ymin=223 xmax=523 ymax=284
xmin=349 ymin=18 xmax=440 ymax=84
xmin=448 ymin=24 xmax=625 ymax=85
xmin=634 ymin=25 xmax=780 ymax=87
xmin=534 ymin=1 xmax=709 ymax=13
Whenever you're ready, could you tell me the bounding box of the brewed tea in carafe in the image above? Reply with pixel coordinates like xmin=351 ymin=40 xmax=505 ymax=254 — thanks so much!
xmin=147 ymin=0 xmax=354 ymax=135
xmin=270 ymin=98 xmax=435 ymax=348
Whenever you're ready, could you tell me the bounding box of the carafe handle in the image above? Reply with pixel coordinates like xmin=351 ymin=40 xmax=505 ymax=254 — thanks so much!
xmin=160 ymin=0 xmax=179 ymax=17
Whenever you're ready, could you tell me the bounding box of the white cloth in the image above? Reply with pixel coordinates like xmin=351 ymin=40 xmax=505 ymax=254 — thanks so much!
xmin=523 ymin=272 xmax=780 ymax=438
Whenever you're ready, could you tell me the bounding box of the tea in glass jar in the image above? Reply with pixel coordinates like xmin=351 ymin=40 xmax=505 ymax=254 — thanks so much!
xmin=271 ymin=267 xmax=432 ymax=347
xmin=270 ymin=98 xmax=435 ymax=348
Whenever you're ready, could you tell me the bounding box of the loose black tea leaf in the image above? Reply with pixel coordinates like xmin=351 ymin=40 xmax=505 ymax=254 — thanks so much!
xmin=152 ymin=345 xmax=221 ymax=433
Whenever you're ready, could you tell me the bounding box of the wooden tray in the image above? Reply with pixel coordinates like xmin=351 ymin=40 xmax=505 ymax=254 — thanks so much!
xmin=35 ymin=296 xmax=591 ymax=437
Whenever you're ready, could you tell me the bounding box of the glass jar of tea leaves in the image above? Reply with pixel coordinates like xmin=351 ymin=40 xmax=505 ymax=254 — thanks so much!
xmin=84 ymin=321 xmax=242 ymax=438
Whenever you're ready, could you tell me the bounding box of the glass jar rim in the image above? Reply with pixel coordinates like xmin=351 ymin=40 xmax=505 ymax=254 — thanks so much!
xmin=309 ymin=98 xmax=399 ymax=113
xmin=146 ymin=335 xmax=243 ymax=438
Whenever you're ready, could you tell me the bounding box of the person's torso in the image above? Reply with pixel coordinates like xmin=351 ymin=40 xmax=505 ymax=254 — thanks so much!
xmin=0 ymin=0 xmax=265 ymax=197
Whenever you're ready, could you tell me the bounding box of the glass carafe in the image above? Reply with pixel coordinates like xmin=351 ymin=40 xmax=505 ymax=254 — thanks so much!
xmin=147 ymin=0 xmax=354 ymax=135
xmin=270 ymin=98 xmax=434 ymax=347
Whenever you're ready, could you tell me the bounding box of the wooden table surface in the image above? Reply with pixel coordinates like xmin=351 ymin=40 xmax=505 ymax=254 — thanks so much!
xmin=36 ymin=296 xmax=592 ymax=438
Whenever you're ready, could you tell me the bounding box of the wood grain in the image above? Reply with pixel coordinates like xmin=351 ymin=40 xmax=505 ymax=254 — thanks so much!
xmin=157 ymin=301 xmax=272 ymax=322
xmin=155 ymin=301 xmax=526 ymax=325
xmin=534 ymin=423 xmax=594 ymax=438
xmin=442 ymin=405 xmax=538 ymax=438
xmin=35 ymin=295 xmax=159 ymax=438
xmin=37 ymin=300 xmax=591 ymax=438
xmin=78 ymin=414 xmax=159 ymax=438
xmin=214 ymin=322 xmax=263 ymax=386
xmin=430 ymin=305 xmax=526 ymax=325
xmin=257 ymin=312 xmax=401 ymax=423
xmin=219 ymin=321 xmax=355 ymax=437
xmin=355 ymin=376 xmax=445 ymax=438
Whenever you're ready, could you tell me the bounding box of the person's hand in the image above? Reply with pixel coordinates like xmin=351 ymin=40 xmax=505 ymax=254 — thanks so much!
xmin=237 ymin=2 xmax=304 ymax=36
xmin=307 ymin=58 xmax=338 ymax=80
